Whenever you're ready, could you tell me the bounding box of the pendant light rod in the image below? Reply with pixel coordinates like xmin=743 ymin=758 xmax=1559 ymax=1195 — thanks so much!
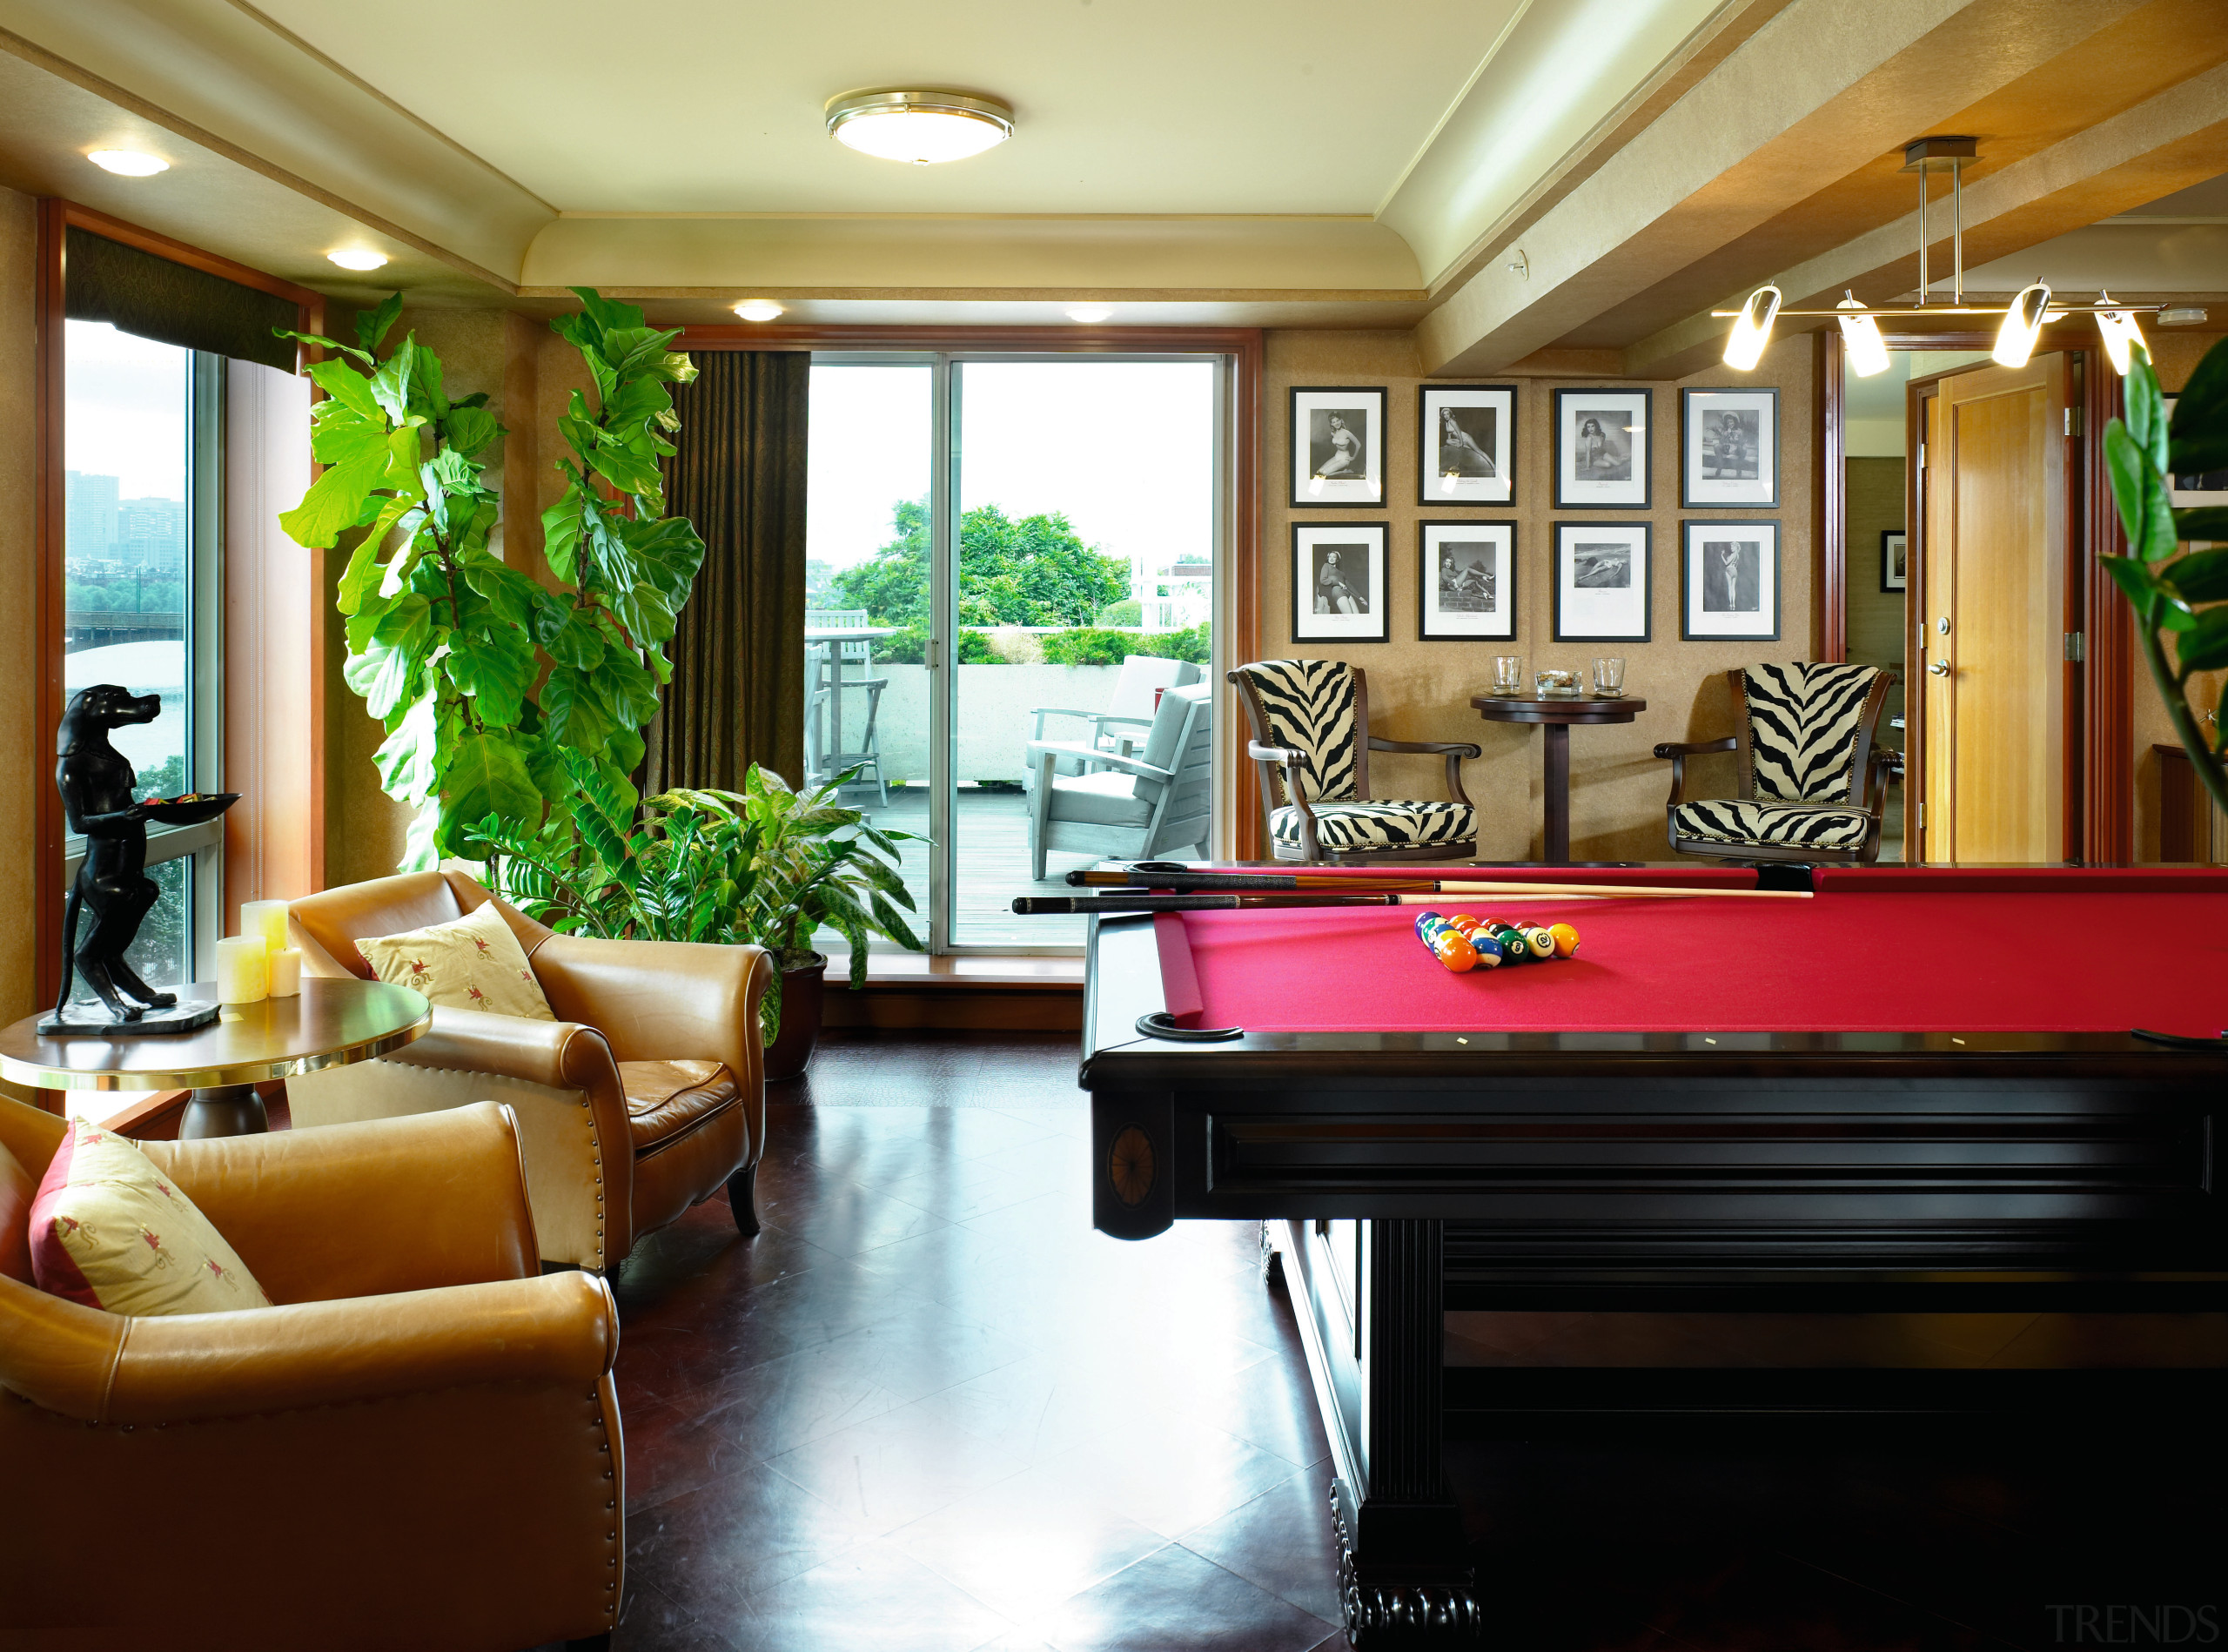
xmin=1709 ymin=299 xmax=2167 ymax=319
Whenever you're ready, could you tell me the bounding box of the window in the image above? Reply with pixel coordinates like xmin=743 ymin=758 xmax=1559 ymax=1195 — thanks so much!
xmin=62 ymin=321 xmax=224 ymax=1004
xmin=805 ymin=350 xmax=1230 ymax=952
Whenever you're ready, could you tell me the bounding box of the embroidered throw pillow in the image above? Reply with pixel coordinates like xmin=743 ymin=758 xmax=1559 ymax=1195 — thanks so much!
xmin=356 ymin=899 xmax=556 ymax=1021
xmin=30 ymin=1123 xmax=271 ymax=1315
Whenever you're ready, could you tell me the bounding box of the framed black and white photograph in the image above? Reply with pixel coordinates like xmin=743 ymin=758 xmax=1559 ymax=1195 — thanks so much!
xmin=1881 ymin=529 xmax=1908 ymax=593
xmin=1552 ymin=522 xmax=1651 ymax=641
xmin=2164 ymin=396 xmax=2228 ymax=508
xmin=1682 ymin=520 xmax=1781 ymax=641
xmin=1681 ymin=386 xmax=1779 ymax=507
xmin=1418 ymin=385 xmax=1515 ymax=505
xmin=1418 ymin=521 xmax=1516 ymax=641
xmin=1554 ymin=388 xmax=1650 ymax=509
xmin=1292 ymin=522 xmax=1388 ymax=641
xmin=1289 ymin=386 xmax=1386 ymax=507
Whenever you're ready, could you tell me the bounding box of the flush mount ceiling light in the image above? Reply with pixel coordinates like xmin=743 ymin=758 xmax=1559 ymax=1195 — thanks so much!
xmin=1067 ymin=306 xmax=1112 ymax=324
xmin=825 ymin=90 xmax=1013 ymax=165
xmin=327 ymin=248 xmax=388 ymax=272
xmin=1716 ymin=137 xmax=2169 ymax=376
xmin=734 ymin=299 xmax=784 ymax=322
xmin=88 ymin=150 xmax=169 ymax=177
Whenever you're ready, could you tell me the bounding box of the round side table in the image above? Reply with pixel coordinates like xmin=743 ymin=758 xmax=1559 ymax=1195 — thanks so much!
xmin=0 ymin=977 xmax=431 ymax=1138
xmin=1469 ymin=694 xmax=1649 ymax=864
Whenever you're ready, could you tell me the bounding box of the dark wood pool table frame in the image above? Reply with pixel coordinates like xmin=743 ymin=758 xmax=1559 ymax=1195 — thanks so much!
xmin=1079 ymin=910 xmax=2228 ymax=1647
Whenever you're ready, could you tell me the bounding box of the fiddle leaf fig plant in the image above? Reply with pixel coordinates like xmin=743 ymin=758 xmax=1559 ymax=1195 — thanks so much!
xmin=2102 ymin=337 xmax=2228 ymax=823
xmin=278 ymin=287 xmax=703 ymax=868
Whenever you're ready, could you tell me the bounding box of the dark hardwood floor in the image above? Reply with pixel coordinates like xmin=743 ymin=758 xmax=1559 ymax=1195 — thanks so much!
xmin=535 ymin=1031 xmax=2222 ymax=1652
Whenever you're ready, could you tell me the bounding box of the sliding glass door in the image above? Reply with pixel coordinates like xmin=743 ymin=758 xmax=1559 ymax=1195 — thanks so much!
xmin=806 ymin=351 xmax=1226 ymax=954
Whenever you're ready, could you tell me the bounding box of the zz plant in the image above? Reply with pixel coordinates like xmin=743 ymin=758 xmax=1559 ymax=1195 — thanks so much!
xmin=278 ymin=288 xmax=704 ymax=867
xmin=2103 ymin=338 xmax=2228 ymax=823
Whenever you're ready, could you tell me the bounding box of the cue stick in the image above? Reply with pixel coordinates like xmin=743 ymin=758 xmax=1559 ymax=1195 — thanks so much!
xmin=1014 ymin=889 xmax=1761 ymax=915
xmin=1060 ymin=870 xmax=1809 ymax=901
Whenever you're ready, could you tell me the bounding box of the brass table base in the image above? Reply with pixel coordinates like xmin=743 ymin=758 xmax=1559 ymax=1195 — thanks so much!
xmin=180 ymin=1083 xmax=270 ymax=1139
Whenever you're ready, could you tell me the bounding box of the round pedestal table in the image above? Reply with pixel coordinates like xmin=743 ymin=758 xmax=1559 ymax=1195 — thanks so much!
xmin=1468 ymin=694 xmax=1649 ymax=864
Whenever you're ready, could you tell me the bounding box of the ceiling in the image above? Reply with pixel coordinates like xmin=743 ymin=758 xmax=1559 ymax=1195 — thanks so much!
xmin=0 ymin=0 xmax=2222 ymax=367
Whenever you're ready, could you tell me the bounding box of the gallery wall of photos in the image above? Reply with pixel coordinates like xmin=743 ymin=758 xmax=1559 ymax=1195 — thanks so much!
xmin=1259 ymin=328 xmax=1814 ymax=864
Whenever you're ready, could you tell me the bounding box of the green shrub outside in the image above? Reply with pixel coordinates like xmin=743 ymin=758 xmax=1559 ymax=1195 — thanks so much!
xmin=1094 ymin=599 xmax=1143 ymax=627
xmin=873 ymin=626 xmax=998 ymax=664
xmin=1037 ymin=625 xmax=1210 ymax=666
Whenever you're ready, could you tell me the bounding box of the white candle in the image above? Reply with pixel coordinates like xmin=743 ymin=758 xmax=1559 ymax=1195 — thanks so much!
xmin=239 ymin=899 xmax=291 ymax=957
xmin=215 ymin=937 xmax=269 ymax=1004
xmin=266 ymin=948 xmax=303 ymax=997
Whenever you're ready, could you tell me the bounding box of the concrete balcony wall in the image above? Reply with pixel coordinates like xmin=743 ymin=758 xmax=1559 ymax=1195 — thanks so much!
xmin=824 ymin=663 xmax=1124 ymax=787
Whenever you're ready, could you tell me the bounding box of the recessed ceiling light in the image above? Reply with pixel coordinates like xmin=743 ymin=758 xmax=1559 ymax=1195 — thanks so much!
xmin=1067 ymin=306 xmax=1112 ymax=324
xmin=826 ymin=90 xmax=1013 ymax=165
xmin=734 ymin=299 xmax=784 ymax=322
xmin=327 ymin=249 xmax=388 ymax=272
xmin=88 ymin=150 xmax=169 ymax=177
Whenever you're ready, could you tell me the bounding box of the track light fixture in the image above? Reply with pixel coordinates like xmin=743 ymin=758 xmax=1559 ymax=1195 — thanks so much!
xmin=1715 ymin=138 xmax=2170 ymax=372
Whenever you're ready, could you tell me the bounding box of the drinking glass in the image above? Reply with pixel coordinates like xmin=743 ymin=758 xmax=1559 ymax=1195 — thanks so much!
xmin=1491 ymin=655 xmax=1524 ymax=695
xmin=1593 ymin=657 xmax=1627 ymax=697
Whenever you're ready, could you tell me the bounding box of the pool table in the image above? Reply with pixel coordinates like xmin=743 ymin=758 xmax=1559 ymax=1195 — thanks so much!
xmin=1077 ymin=864 xmax=2228 ymax=1647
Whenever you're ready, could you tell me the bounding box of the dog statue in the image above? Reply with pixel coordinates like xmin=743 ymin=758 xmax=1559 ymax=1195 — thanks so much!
xmin=54 ymin=683 xmax=178 ymax=1024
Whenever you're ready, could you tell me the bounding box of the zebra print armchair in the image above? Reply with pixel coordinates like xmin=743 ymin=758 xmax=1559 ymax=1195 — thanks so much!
xmin=1229 ymin=660 xmax=1481 ymax=862
xmin=1654 ymin=663 xmax=1895 ymax=864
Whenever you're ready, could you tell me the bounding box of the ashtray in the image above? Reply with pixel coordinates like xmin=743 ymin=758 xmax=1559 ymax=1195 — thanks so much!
xmin=141 ymin=792 xmax=241 ymax=826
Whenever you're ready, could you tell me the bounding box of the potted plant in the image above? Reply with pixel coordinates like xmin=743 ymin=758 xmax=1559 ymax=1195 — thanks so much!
xmin=470 ymin=755 xmax=923 ymax=1078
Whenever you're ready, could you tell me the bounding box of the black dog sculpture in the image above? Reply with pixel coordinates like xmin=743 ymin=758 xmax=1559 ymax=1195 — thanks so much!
xmin=55 ymin=683 xmax=178 ymax=1024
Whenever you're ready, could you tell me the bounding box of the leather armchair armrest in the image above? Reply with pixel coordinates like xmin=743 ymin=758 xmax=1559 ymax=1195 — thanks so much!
xmin=144 ymin=1102 xmax=538 ymax=1304
xmin=529 ymin=933 xmax=775 ymax=1166
xmin=1369 ymin=735 xmax=1483 ymax=807
xmin=1652 ymin=735 xmax=1738 ymax=808
xmin=106 ymin=1273 xmax=613 ymax=1426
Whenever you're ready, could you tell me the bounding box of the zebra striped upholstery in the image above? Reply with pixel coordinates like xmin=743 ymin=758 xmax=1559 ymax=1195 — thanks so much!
xmin=1272 ymin=799 xmax=1478 ymax=852
xmin=1668 ymin=799 xmax=1871 ymax=852
xmin=1231 ymin=659 xmax=1359 ymax=802
xmin=1745 ymin=663 xmax=1880 ymax=802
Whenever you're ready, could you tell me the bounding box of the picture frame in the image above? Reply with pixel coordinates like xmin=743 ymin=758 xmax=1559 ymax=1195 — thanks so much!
xmin=1681 ymin=386 xmax=1779 ymax=507
xmin=1417 ymin=384 xmax=1515 ymax=506
xmin=2164 ymin=396 xmax=2228 ymax=508
xmin=1292 ymin=522 xmax=1389 ymax=642
xmin=1418 ymin=521 xmax=1516 ymax=641
xmin=1552 ymin=522 xmax=1651 ymax=641
xmin=1881 ymin=529 xmax=1908 ymax=593
xmin=1681 ymin=520 xmax=1781 ymax=641
xmin=1553 ymin=388 xmax=1650 ymax=508
xmin=1289 ymin=386 xmax=1386 ymax=507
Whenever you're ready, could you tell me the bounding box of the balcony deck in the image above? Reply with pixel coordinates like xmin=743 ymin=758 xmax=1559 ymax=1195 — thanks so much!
xmin=848 ymin=784 xmax=1096 ymax=950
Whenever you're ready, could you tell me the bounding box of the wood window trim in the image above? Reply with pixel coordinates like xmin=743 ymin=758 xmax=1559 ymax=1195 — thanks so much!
xmin=35 ymin=198 xmax=328 ymax=1011
xmin=671 ymin=323 xmax=1266 ymax=858
xmin=1817 ymin=325 xmax=2129 ymax=865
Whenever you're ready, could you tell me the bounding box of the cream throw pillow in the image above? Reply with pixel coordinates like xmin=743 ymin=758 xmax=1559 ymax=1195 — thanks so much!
xmin=30 ymin=1122 xmax=272 ymax=1315
xmin=358 ymin=899 xmax=556 ymax=1020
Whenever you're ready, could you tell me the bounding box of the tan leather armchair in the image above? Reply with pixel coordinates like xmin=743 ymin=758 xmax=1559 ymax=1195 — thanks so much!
xmin=285 ymin=870 xmax=772 ymax=1273
xmin=0 ymin=1095 xmax=623 ymax=1652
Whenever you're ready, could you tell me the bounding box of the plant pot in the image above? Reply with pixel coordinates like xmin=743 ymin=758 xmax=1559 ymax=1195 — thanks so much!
xmin=762 ymin=952 xmax=828 ymax=1083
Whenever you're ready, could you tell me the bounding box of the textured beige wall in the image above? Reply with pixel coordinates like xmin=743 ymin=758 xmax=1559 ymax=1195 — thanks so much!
xmin=1258 ymin=328 xmax=1815 ymax=863
xmin=321 ymin=305 xmax=527 ymax=889
xmin=0 ymin=187 xmax=40 ymax=1026
xmin=1845 ymin=457 xmax=1907 ymax=744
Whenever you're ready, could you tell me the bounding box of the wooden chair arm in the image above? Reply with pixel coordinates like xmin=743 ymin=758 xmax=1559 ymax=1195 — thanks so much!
xmin=1367 ymin=736 xmax=1481 ymax=808
xmin=1652 ymin=735 xmax=1737 ymax=808
xmin=1246 ymin=742 xmax=1318 ymax=856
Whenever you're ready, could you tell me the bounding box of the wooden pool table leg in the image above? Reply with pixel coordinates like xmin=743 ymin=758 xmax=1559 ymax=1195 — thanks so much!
xmin=1283 ymin=1217 xmax=1481 ymax=1646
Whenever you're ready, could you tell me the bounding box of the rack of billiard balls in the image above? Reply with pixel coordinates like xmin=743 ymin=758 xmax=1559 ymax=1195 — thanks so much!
xmin=1413 ymin=910 xmax=1580 ymax=973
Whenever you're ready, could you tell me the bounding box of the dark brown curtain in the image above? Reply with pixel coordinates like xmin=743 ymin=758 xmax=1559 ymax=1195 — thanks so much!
xmin=65 ymin=228 xmax=299 ymax=370
xmin=646 ymin=350 xmax=809 ymax=794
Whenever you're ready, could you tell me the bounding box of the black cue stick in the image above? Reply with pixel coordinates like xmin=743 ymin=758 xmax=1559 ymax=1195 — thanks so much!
xmin=1014 ymin=892 xmax=1405 ymax=915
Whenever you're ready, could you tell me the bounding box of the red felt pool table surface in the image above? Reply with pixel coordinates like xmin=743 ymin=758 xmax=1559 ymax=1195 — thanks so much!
xmin=1152 ymin=866 xmax=2228 ymax=1039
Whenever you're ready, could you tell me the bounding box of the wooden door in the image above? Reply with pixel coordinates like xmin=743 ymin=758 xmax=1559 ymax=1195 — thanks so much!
xmin=1915 ymin=355 xmax=2070 ymax=863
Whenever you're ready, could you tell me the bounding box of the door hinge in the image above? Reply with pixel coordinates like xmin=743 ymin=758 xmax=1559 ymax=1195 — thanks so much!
xmin=2065 ymin=407 xmax=2083 ymax=437
xmin=1916 ymin=801 xmax=1925 ymax=830
xmin=1916 ymin=440 xmax=1926 ymax=471
xmin=2064 ymin=630 xmax=2086 ymax=662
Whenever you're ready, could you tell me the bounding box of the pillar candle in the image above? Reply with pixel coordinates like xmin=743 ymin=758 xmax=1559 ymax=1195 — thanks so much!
xmin=266 ymin=948 xmax=303 ymax=998
xmin=239 ymin=900 xmax=291 ymax=957
xmin=215 ymin=937 xmax=270 ymax=1004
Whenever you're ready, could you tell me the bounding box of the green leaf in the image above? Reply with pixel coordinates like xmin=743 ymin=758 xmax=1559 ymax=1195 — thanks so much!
xmin=2164 ymin=548 xmax=2228 ymax=605
xmin=541 ymin=492 xmax=587 ymax=586
xmin=444 ymin=731 xmax=542 ymax=834
xmin=372 ymin=691 xmax=441 ymax=802
xmin=2105 ymin=420 xmax=2151 ymax=550
xmin=305 ymin=358 xmax=384 ymax=423
xmin=342 ymin=594 xmax=436 ymax=721
xmin=356 ymin=293 xmax=404 ymax=355
xmin=536 ymin=601 xmax=609 ymax=671
xmin=540 ymin=665 xmax=617 ymax=754
xmin=585 ymin=440 xmax=665 ymax=499
xmin=2175 ymin=606 xmax=2228 ymax=675
xmin=446 ymin=627 xmax=537 ymax=727
xmin=370 ymin=334 xmax=417 ymax=423
xmin=569 ymin=287 xmax=646 ymax=336
xmin=277 ymin=328 xmax=374 ymax=368
xmin=443 ymin=404 xmax=500 ymax=459
xmin=2176 ymin=507 xmax=2228 ymax=542
xmin=400 ymin=801 xmax=444 ymax=873
xmin=460 ymin=550 xmax=545 ymax=632
xmin=2170 ymin=335 xmax=2228 ymax=477
xmin=279 ymin=433 xmax=393 ymax=549
xmin=2101 ymin=554 xmax=2161 ymax=618
xmin=593 ymin=646 xmax=662 ymax=729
